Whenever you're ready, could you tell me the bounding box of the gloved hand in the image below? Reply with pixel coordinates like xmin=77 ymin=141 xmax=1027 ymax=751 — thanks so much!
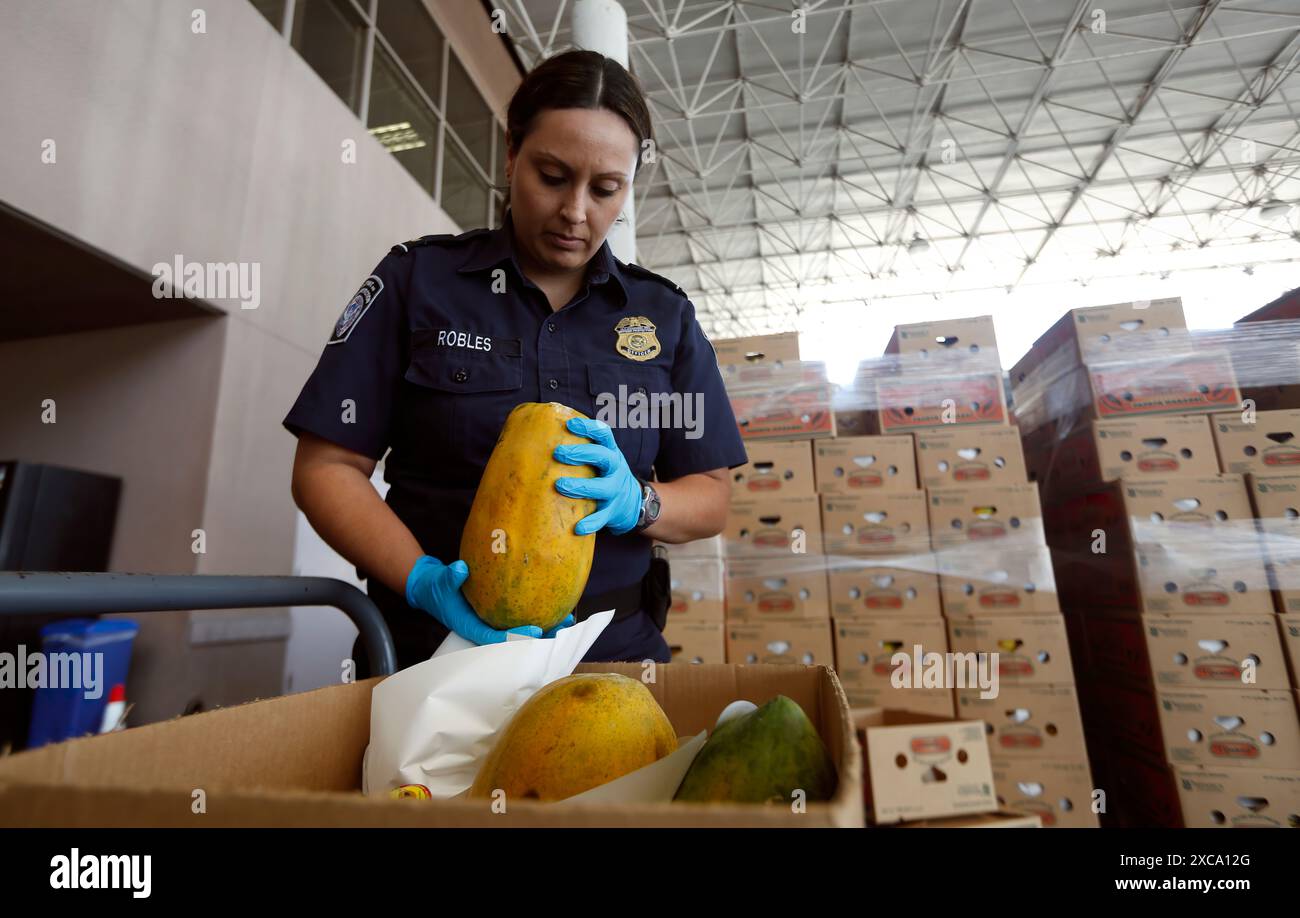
xmin=542 ymin=614 xmax=576 ymax=638
xmin=405 ymin=555 xmax=542 ymax=644
xmin=553 ymin=416 xmax=643 ymax=536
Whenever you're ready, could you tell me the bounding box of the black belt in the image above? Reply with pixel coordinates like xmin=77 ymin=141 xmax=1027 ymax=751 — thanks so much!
xmin=573 ymin=555 xmax=671 ymax=632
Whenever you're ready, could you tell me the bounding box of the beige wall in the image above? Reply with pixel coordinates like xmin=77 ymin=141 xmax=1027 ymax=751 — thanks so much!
xmin=0 ymin=0 xmax=522 ymax=724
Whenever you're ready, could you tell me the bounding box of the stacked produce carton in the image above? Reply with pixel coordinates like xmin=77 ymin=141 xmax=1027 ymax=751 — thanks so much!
xmin=1014 ymin=297 xmax=1300 ymax=828
xmin=883 ymin=318 xmax=1097 ymax=828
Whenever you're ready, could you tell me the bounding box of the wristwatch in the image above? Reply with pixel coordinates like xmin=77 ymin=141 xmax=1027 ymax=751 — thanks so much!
xmin=633 ymin=478 xmax=662 ymax=533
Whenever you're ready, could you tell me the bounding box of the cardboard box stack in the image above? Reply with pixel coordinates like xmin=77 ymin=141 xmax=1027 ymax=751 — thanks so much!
xmin=709 ymin=334 xmax=834 ymax=667
xmin=1013 ymin=297 xmax=1300 ymax=828
xmin=884 ymin=317 xmax=1096 ymax=827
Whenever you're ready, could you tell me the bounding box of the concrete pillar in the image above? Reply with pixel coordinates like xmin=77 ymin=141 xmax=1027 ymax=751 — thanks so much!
xmin=572 ymin=0 xmax=636 ymax=263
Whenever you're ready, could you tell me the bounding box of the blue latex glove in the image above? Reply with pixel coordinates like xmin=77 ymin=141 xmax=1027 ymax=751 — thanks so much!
xmin=542 ymin=614 xmax=576 ymax=638
xmin=553 ymin=417 xmax=643 ymax=536
xmin=405 ymin=556 xmax=542 ymax=644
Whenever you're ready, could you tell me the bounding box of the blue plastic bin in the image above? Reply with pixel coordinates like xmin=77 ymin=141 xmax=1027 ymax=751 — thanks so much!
xmin=26 ymin=618 xmax=138 ymax=748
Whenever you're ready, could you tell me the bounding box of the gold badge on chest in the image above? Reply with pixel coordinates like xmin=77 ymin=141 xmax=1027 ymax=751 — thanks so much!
xmin=614 ymin=315 xmax=661 ymax=361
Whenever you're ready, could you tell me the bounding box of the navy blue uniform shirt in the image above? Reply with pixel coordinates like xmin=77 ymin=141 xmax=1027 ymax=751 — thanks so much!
xmin=284 ymin=211 xmax=748 ymax=661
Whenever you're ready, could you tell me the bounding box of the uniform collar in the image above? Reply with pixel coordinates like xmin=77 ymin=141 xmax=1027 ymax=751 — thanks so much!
xmin=457 ymin=209 xmax=629 ymax=307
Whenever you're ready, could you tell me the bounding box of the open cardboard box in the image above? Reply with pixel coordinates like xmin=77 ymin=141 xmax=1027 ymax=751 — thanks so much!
xmin=0 ymin=663 xmax=863 ymax=828
xmin=851 ymin=707 xmax=998 ymax=825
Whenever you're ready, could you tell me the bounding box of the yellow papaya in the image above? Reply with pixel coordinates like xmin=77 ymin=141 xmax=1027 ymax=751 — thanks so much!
xmin=460 ymin=402 xmax=596 ymax=631
xmin=468 ymin=673 xmax=678 ymax=801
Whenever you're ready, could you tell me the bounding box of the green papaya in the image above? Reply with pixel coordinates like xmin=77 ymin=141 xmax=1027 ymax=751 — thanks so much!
xmin=674 ymin=695 xmax=837 ymax=804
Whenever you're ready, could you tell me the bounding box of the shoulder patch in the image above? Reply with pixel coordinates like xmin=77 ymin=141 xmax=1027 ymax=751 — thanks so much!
xmin=327 ymin=275 xmax=383 ymax=345
xmin=620 ymin=261 xmax=687 ymax=297
xmin=390 ymin=227 xmax=490 ymax=256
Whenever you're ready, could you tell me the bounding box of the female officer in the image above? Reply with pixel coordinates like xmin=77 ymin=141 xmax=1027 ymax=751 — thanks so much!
xmin=284 ymin=50 xmax=747 ymax=672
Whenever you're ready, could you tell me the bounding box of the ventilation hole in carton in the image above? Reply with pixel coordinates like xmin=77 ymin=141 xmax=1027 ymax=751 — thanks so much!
xmin=691 ymin=590 xmax=704 ymax=602
xmin=739 ymin=527 xmax=750 ymax=538
xmin=754 ymin=461 xmax=774 ymax=473
xmin=1122 ymin=392 xmax=1135 ymax=402
xmin=758 ymin=514 xmax=781 ymax=525
xmin=1175 ymin=497 xmax=1203 ymax=513
xmin=1100 ymin=333 xmax=1112 ymax=343
xmin=1245 ymin=654 xmax=1261 ymax=666
xmin=851 ymin=455 xmax=878 ymax=469
xmin=1260 ymin=732 xmax=1275 ymax=746
xmin=990 ymin=569 xmax=1010 ymax=583
xmin=848 ymin=587 xmax=861 ymax=599
xmin=923 ymin=766 xmax=948 ymax=784
xmin=970 ymin=402 xmax=981 ymax=412
xmin=1010 ymin=516 xmax=1021 ymax=528
xmin=744 ymin=591 xmax=756 ymax=602
xmin=1159 ymin=327 xmax=1170 ymax=336
xmin=938 ymin=460 xmax=950 ymax=472
xmin=970 ymin=344 xmax=981 ymax=354
xmin=936 ymin=335 xmax=958 ymax=347
xmin=842 ymin=524 xmax=853 ymax=535
xmin=763 ymin=578 xmax=787 ymax=590
xmin=1059 ymin=797 xmax=1074 ymax=812
xmin=800 ymin=652 xmax=814 ymax=664
xmin=994 ymin=457 xmax=1006 ymax=468
xmin=1017 ymin=782 xmax=1045 ymax=798
xmin=957 ymin=448 xmax=981 ymax=460
xmin=997 ymin=795 xmax=1007 ymax=805
xmin=833 ymin=467 xmax=845 ymax=478
xmin=1243 ymin=445 xmax=1259 ymax=458
xmin=1046 ymin=723 xmax=1058 ymax=736
xmin=857 ymin=652 xmax=868 ymax=664
xmin=1197 ymin=385 xmax=1209 ymax=395
xmin=1150 ymin=512 xmax=1165 ymax=523
xmin=1025 ymin=582 xmax=1037 ymax=593
xmin=1180 ymin=448 xmax=1192 ymax=459
xmin=1173 ymin=652 xmax=1188 ymax=665
xmin=1266 ymin=430 xmax=1297 ymax=444
xmin=1215 ymin=510 xmax=1228 ymax=521
xmin=1119 ymin=320 xmax=1144 ymax=332
xmin=1214 ymin=716 xmax=1243 ymax=731
xmin=766 ymin=640 xmax=791 ymax=655
xmin=733 ymin=472 xmax=743 ymax=483
xmin=957 ymin=749 xmax=969 ymax=763
xmin=984 ymin=723 xmax=995 ymax=735
xmin=783 ymin=470 xmax=794 ymax=480
xmin=1290 ymin=815 xmax=1300 ymax=828
xmin=1208 ymin=810 xmax=1229 ymax=825
xmin=1037 ymin=650 xmax=1051 ymax=663
xmin=952 ymin=519 xmax=964 ymax=529
xmin=798 ymin=588 xmax=811 ymax=600
xmin=900 ymin=522 xmax=912 ymax=534
xmin=1009 ymin=708 xmax=1031 ymax=724
xmin=1120 ymin=450 xmax=1134 ymax=461
xmin=873 ymin=574 xmax=894 ymax=588
xmin=865 ymin=511 xmax=887 ymax=523
xmin=1206 ymin=567 xmax=1217 ymax=578
xmin=963 ymin=584 xmax=975 ymax=596
xmin=894 ymin=753 xmax=909 ymax=769
xmin=904 ymin=406 xmax=915 ymax=416
xmin=1287 ymin=508 xmax=1299 ymax=519
xmin=800 ymin=414 xmax=812 ymax=424
xmin=1233 ymin=581 xmax=1247 ymax=593
xmin=1188 ymin=729 xmax=1204 ymax=743
xmin=745 ymin=652 xmax=758 ymax=663
xmin=1197 ymin=639 xmax=1228 ymax=653
xmin=1164 ymin=581 xmax=1179 ymax=593
xmin=1141 ymin=437 xmax=1168 ymax=449
xmin=905 ymin=587 xmax=918 ymax=599
xmin=887 ymin=465 xmax=898 ymax=476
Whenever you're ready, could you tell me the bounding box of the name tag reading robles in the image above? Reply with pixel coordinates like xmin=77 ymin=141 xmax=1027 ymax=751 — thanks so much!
xmin=615 ymin=315 xmax=661 ymax=362
xmin=328 ymin=275 xmax=384 ymax=345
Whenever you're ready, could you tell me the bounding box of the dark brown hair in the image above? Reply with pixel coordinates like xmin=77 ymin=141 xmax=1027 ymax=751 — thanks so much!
xmin=498 ymin=49 xmax=653 ymax=214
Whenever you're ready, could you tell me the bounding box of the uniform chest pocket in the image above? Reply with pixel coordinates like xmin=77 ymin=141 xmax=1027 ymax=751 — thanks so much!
xmin=405 ymin=332 xmax=523 ymax=393
xmin=586 ymin=362 xmax=673 ymax=475
xmin=402 ymin=333 xmax=524 ymax=470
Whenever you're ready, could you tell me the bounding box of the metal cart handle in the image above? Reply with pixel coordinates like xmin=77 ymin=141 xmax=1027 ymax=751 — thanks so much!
xmin=0 ymin=572 xmax=396 ymax=677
